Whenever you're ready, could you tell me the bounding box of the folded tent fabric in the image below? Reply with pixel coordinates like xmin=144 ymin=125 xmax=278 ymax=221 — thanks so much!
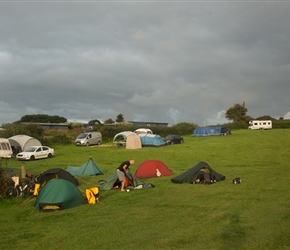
xmin=98 ymin=169 xmax=142 ymax=191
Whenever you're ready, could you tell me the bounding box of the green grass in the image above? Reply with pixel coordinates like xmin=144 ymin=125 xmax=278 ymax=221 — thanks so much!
xmin=1 ymin=129 xmax=290 ymax=249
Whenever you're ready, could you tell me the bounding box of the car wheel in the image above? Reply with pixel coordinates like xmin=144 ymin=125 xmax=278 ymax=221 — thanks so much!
xmin=171 ymin=141 xmax=174 ymax=145
xmin=86 ymin=142 xmax=90 ymax=146
xmin=47 ymin=153 xmax=53 ymax=158
xmin=30 ymin=155 xmax=35 ymax=161
xmin=181 ymin=140 xmax=184 ymax=144
xmin=97 ymin=141 xmax=101 ymax=145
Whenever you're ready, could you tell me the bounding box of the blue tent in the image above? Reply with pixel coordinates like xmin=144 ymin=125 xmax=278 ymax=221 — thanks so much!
xmin=138 ymin=134 xmax=165 ymax=147
xmin=192 ymin=126 xmax=230 ymax=137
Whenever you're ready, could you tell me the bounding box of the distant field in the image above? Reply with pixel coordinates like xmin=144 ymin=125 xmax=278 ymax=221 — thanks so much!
xmin=1 ymin=129 xmax=290 ymax=250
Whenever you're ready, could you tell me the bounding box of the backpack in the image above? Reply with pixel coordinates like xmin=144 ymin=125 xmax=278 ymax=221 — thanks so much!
xmin=85 ymin=187 xmax=100 ymax=204
xmin=233 ymin=178 xmax=241 ymax=184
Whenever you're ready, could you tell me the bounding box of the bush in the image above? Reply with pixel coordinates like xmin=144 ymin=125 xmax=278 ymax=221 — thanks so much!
xmin=0 ymin=160 xmax=15 ymax=196
xmin=170 ymin=122 xmax=198 ymax=135
xmin=0 ymin=123 xmax=44 ymax=138
xmin=42 ymin=132 xmax=72 ymax=145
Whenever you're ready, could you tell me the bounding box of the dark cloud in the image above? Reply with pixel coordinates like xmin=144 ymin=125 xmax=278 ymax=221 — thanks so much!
xmin=1 ymin=1 xmax=290 ymax=125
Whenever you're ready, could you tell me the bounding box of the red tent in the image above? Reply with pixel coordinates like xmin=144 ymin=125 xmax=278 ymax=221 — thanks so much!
xmin=134 ymin=160 xmax=172 ymax=178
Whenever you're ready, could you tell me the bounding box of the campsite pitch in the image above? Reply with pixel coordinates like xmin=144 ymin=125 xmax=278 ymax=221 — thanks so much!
xmin=1 ymin=129 xmax=290 ymax=249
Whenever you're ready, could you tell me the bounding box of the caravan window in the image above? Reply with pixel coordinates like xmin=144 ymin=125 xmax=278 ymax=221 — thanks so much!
xmin=1 ymin=142 xmax=10 ymax=150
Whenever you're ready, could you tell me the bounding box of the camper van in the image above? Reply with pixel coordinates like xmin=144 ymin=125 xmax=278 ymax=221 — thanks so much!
xmin=75 ymin=132 xmax=102 ymax=146
xmin=0 ymin=138 xmax=13 ymax=158
xmin=248 ymin=120 xmax=272 ymax=130
xmin=134 ymin=128 xmax=153 ymax=135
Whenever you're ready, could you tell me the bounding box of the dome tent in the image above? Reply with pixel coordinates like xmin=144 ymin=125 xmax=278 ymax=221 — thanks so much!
xmin=36 ymin=168 xmax=79 ymax=186
xmin=134 ymin=160 xmax=172 ymax=178
xmin=34 ymin=179 xmax=85 ymax=211
xmin=112 ymin=131 xmax=142 ymax=149
xmin=8 ymin=135 xmax=42 ymax=153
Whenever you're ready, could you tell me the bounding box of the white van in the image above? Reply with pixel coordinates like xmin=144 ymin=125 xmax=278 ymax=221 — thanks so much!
xmin=0 ymin=138 xmax=13 ymax=158
xmin=248 ymin=120 xmax=272 ymax=130
xmin=75 ymin=132 xmax=102 ymax=146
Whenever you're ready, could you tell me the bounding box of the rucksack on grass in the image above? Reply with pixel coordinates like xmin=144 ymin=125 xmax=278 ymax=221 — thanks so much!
xmin=86 ymin=187 xmax=99 ymax=204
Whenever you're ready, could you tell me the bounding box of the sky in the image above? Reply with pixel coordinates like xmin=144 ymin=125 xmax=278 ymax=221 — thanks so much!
xmin=1 ymin=0 xmax=290 ymax=126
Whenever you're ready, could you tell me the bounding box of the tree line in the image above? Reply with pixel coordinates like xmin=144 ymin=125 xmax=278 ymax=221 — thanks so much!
xmin=1 ymin=103 xmax=290 ymax=146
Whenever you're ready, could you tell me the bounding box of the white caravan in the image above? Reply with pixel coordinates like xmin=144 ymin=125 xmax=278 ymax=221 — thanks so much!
xmin=134 ymin=128 xmax=153 ymax=135
xmin=248 ymin=120 xmax=272 ymax=130
xmin=0 ymin=138 xmax=13 ymax=158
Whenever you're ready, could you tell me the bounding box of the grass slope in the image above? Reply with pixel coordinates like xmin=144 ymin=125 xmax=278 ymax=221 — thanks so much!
xmin=1 ymin=129 xmax=290 ymax=249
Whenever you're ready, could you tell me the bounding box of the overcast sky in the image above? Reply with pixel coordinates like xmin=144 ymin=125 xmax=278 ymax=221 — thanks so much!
xmin=1 ymin=0 xmax=290 ymax=126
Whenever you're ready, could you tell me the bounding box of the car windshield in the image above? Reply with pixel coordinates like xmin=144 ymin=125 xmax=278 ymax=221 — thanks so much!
xmin=77 ymin=133 xmax=88 ymax=139
xmin=24 ymin=147 xmax=37 ymax=152
xmin=165 ymin=135 xmax=175 ymax=140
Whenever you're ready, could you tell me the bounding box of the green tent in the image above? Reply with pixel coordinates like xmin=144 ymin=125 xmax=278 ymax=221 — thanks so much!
xmin=67 ymin=157 xmax=104 ymax=176
xmin=34 ymin=179 xmax=86 ymax=211
xmin=171 ymin=161 xmax=226 ymax=184
xmin=98 ymin=170 xmax=142 ymax=191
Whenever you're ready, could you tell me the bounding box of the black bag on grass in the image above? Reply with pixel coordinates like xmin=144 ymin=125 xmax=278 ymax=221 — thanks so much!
xmin=233 ymin=178 xmax=241 ymax=184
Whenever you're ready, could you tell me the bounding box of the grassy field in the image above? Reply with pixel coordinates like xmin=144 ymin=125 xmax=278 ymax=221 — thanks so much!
xmin=1 ymin=129 xmax=290 ymax=250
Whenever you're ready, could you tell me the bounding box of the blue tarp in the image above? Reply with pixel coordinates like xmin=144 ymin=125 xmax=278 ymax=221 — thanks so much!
xmin=138 ymin=134 xmax=165 ymax=147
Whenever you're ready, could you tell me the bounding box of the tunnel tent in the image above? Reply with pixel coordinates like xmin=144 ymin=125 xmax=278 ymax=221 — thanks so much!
xmin=192 ymin=127 xmax=230 ymax=137
xmin=138 ymin=134 xmax=165 ymax=147
xmin=171 ymin=161 xmax=226 ymax=184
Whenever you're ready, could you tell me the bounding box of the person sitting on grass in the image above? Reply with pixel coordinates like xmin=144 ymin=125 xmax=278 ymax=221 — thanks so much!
xmin=116 ymin=160 xmax=135 ymax=191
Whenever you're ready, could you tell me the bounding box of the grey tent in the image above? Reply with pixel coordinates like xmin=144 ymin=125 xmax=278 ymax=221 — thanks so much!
xmin=8 ymin=134 xmax=42 ymax=153
xmin=126 ymin=133 xmax=142 ymax=150
xmin=171 ymin=161 xmax=226 ymax=184
xmin=113 ymin=131 xmax=134 ymax=148
xmin=67 ymin=157 xmax=104 ymax=176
